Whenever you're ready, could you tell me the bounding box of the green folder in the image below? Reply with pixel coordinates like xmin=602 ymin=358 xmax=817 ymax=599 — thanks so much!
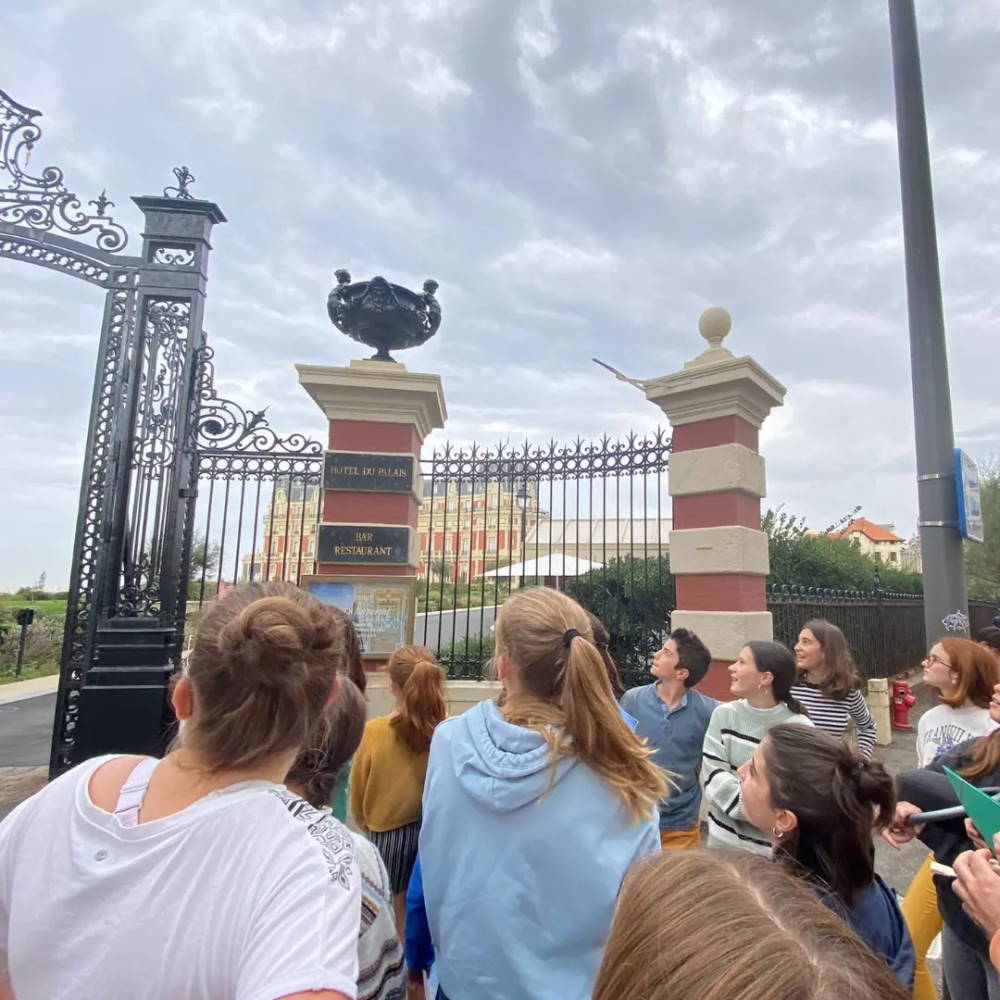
xmin=943 ymin=766 xmax=1000 ymax=847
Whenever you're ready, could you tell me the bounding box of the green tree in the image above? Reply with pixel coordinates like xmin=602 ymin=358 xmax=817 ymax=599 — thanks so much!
xmin=187 ymin=533 xmax=221 ymax=599
xmin=763 ymin=507 xmax=922 ymax=595
xmin=965 ymin=459 xmax=1000 ymax=600
xmin=565 ymin=555 xmax=674 ymax=689
xmin=15 ymin=572 xmax=53 ymax=601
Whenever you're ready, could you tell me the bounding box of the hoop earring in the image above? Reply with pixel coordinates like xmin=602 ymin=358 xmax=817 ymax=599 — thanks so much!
xmin=772 ymin=826 xmax=783 ymax=840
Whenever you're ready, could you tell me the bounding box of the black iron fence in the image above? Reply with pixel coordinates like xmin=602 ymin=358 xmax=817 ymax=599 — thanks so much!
xmin=768 ymin=588 xmax=1000 ymax=682
xmin=767 ymin=585 xmax=925 ymax=681
xmin=176 ymin=364 xmax=996 ymax=690
xmin=183 ymin=422 xmax=673 ymax=679
xmin=417 ymin=430 xmax=672 ymax=678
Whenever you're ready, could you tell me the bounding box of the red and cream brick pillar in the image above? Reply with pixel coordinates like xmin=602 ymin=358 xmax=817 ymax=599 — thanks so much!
xmin=296 ymin=359 xmax=446 ymax=669
xmin=644 ymin=308 xmax=786 ymax=700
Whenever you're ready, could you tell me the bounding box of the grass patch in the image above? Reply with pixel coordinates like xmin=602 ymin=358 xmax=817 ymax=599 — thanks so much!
xmin=0 ymin=663 xmax=59 ymax=686
xmin=0 ymin=599 xmax=67 ymax=619
xmin=0 ymin=613 xmax=64 ymax=684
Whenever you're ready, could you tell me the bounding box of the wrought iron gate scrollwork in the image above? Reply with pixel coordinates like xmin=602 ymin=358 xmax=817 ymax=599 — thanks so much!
xmin=131 ymin=300 xmax=192 ymax=475
xmin=193 ymin=346 xmax=324 ymax=458
xmin=186 ymin=345 xmax=324 ymax=608
xmin=0 ymin=236 xmax=114 ymax=285
xmin=0 ymin=88 xmax=128 ymax=252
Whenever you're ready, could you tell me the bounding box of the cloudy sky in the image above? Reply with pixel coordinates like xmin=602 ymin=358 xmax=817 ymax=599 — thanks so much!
xmin=2 ymin=0 xmax=998 ymax=589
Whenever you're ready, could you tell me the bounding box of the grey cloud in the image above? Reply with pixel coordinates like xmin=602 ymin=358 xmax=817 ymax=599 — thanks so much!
xmin=1 ymin=0 xmax=998 ymax=586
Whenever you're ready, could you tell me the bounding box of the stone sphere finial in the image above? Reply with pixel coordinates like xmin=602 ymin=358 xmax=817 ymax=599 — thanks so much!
xmin=698 ymin=306 xmax=732 ymax=350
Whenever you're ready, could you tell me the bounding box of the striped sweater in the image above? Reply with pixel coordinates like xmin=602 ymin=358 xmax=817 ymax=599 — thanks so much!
xmin=790 ymin=681 xmax=877 ymax=759
xmin=352 ymin=834 xmax=405 ymax=1000
xmin=702 ymin=700 xmax=813 ymax=854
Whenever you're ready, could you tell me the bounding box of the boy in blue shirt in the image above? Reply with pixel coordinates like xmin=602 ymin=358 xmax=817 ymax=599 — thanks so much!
xmin=620 ymin=628 xmax=717 ymax=849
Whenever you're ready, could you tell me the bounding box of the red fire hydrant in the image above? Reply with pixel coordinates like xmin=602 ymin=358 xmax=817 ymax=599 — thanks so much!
xmin=891 ymin=679 xmax=917 ymax=730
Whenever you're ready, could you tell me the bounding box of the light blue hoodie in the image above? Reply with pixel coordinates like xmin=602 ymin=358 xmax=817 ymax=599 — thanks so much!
xmin=419 ymin=698 xmax=659 ymax=1000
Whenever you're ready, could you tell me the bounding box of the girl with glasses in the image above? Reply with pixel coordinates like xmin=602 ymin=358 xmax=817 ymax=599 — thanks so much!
xmin=884 ymin=639 xmax=1000 ymax=1000
xmin=901 ymin=638 xmax=999 ymax=1000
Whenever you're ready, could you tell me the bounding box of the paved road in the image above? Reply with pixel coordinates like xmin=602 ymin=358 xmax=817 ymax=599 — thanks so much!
xmin=414 ymin=605 xmax=498 ymax=651
xmin=0 ymin=693 xmax=55 ymax=767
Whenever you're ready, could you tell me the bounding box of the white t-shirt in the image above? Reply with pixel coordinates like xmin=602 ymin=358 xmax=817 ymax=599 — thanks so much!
xmin=917 ymin=704 xmax=996 ymax=767
xmin=0 ymin=755 xmax=361 ymax=1000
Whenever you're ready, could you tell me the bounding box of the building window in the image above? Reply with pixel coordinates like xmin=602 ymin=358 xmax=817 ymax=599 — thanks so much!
xmin=487 ymin=537 xmax=498 ymax=553
xmin=889 ymin=551 xmax=898 ymax=563
xmin=461 ymin=537 xmax=471 ymax=554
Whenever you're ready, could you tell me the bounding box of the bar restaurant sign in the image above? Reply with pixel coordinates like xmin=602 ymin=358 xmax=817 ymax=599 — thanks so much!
xmin=324 ymin=451 xmax=416 ymax=493
xmin=318 ymin=523 xmax=413 ymax=564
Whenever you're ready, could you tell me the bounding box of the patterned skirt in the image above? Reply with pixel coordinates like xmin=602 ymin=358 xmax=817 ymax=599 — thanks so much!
xmin=369 ymin=819 xmax=421 ymax=895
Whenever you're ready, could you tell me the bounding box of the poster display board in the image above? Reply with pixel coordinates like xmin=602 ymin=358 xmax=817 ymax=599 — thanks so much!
xmin=302 ymin=575 xmax=415 ymax=658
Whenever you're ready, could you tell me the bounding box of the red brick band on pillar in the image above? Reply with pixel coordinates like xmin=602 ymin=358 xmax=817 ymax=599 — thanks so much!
xmin=643 ymin=308 xmax=786 ymax=701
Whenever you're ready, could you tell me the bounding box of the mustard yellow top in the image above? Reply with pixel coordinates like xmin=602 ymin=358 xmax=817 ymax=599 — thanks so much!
xmin=349 ymin=715 xmax=430 ymax=833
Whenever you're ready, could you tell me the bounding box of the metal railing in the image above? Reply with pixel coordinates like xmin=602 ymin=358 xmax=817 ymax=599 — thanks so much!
xmin=417 ymin=430 xmax=672 ymax=678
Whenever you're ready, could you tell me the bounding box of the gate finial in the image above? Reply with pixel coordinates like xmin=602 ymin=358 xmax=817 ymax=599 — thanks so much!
xmin=163 ymin=165 xmax=195 ymax=199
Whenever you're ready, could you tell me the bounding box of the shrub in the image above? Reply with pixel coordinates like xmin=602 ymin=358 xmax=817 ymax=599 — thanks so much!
xmin=0 ymin=615 xmax=63 ymax=680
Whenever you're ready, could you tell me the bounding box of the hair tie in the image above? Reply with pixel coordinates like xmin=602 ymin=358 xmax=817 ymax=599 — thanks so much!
xmin=562 ymin=629 xmax=581 ymax=647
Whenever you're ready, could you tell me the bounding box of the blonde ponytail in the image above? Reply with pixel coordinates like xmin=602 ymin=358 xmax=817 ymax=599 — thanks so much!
xmin=495 ymin=587 xmax=667 ymax=822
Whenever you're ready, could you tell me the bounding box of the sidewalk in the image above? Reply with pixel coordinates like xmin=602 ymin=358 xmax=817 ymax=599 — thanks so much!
xmin=0 ymin=673 xmax=58 ymax=705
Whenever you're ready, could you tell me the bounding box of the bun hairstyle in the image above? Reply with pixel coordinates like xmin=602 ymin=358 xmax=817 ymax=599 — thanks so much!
xmin=593 ymin=849 xmax=910 ymax=1000
xmin=762 ymin=723 xmax=896 ymax=908
xmin=286 ymin=677 xmax=367 ymax=809
xmin=494 ymin=587 xmax=667 ymax=822
xmin=801 ymin=618 xmax=862 ymax=700
xmin=388 ymin=646 xmax=447 ymax=754
xmin=183 ymin=581 xmax=343 ymax=772
xmin=745 ymin=641 xmax=806 ymax=716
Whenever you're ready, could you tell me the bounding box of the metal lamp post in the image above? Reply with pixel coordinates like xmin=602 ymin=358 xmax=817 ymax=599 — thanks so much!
xmin=887 ymin=0 xmax=969 ymax=639
xmin=516 ymin=480 xmax=529 ymax=589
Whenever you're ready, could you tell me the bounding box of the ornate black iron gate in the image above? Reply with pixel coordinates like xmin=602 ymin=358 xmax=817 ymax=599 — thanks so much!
xmin=0 ymin=87 xmax=231 ymax=773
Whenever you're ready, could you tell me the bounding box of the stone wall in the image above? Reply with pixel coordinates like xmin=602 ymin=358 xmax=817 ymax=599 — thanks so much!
xmin=365 ymin=672 xmax=500 ymax=719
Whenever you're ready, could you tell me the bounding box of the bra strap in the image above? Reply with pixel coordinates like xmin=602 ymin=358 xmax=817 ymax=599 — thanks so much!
xmin=113 ymin=756 xmax=160 ymax=829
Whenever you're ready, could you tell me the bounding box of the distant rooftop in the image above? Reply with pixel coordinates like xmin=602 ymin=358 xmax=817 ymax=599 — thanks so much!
xmin=837 ymin=518 xmax=904 ymax=543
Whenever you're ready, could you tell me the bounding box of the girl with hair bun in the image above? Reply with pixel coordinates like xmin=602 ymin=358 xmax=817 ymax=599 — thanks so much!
xmin=419 ymin=586 xmax=665 ymax=1000
xmin=0 ymin=581 xmax=361 ymax=1000
xmin=350 ymin=645 xmax=447 ymax=937
xmin=738 ymin=722 xmax=915 ymax=988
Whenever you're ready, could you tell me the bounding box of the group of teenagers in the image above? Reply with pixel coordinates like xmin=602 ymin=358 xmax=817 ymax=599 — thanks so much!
xmin=4 ymin=584 xmax=1000 ymax=1000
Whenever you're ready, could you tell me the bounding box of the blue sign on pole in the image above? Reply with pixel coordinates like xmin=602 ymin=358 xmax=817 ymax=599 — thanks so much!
xmin=954 ymin=448 xmax=984 ymax=543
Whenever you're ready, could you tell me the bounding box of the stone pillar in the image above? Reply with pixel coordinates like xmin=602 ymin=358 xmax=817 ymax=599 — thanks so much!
xmin=644 ymin=309 xmax=786 ymax=699
xmin=296 ymin=360 xmax=446 ymax=663
xmin=867 ymin=677 xmax=892 ymax=747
